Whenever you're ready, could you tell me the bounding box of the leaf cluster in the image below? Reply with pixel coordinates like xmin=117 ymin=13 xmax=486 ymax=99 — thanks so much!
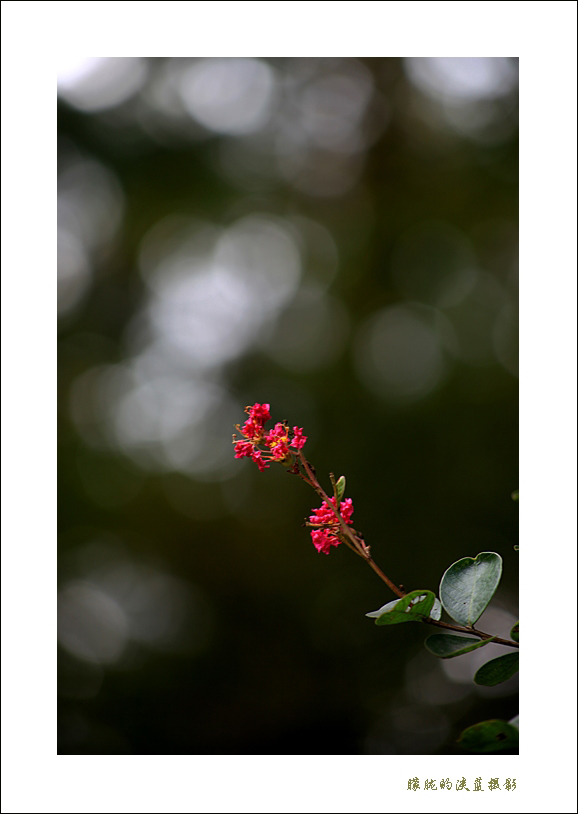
xmin=366 ymin=551 xmax=518 ymax=753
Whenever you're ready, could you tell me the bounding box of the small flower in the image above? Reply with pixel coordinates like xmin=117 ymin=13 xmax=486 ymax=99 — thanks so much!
xmin=311 ymin=528 xmax=333 ymax=554
xmin=290 ymin=426 xmax=307 ymax=450
xmin=238 ymin=403 xmax=271 ymax=441
xmin=233 ymin=404 xmax=306 ymax=472
xmin=240 ymin=418 xmax=262 ymax=441
xmin=265 ymin=422 xmax=288 ymax=444
xmin=308 ymin=496 xmax=354 ymax=554
xmin=248 ymin=403 xmax=271 ymax=423
xmin=234 ymin=440 xmax=254 ymax=459
xmin=271 ymin=442 xmax=290 ymax=460
xmin=339 ymin=498 xmax=354 ymax=524
xmin=309 ymin=504 xmax=335 ymax=525
xmin=265 ymin=422 xmax=291 ymax=460
xmin=251 ymin=448 xmax=269 ymax=472
xmin=309 ymin=497 xmax=354 ymax=527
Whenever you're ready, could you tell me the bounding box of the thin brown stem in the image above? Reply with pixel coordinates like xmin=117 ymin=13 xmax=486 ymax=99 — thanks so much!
xmin=339 ymin=535 xmax=367 ymax=558
xmin=423 ymin=617 xmax=519 ymax=648
xmin=299 ymin=454 xmax=371 ymax=553
xmin=365 ymin=556 xmax=405 ymax=599
xmin=291 ymin=450 xmax=518 ymax=649
xmin=297 ymin=451 xmax=405 ymax=595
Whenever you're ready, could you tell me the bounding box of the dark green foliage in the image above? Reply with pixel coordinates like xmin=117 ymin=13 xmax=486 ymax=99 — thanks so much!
xmin=474 ymin=652 xmax=519 ymax=686
xmin=424 ymin=633 xmax=496 ymax=658
xmin=458 ymin=719 xmax=519 ymax=753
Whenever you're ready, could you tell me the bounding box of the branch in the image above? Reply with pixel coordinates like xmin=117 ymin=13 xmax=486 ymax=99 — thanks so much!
xmin=294 ymin=451 xmax=517 ymax=648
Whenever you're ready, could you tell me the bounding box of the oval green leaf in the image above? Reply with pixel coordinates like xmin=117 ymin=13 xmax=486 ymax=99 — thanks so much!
xmin=458 ymin=719 xmax=519 ymax=753
xmin=440 ymin=552 xmax=502 ymax=626
xmin=424 ymin=634 xmax=496 ymax=659
xmin=366 ymin=589 xmax=436 ymax=625
xmin=474 ymin=652 xmax=519 ymax=686
xmin=510 ymin=622 xmax=519 ymax=642
xmin=336 ymin=476 xmax=346 ymax=503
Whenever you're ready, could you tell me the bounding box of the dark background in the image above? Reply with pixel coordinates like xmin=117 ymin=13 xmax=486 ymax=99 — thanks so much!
xmin=57 ymin=57 xmax=518 ymax=755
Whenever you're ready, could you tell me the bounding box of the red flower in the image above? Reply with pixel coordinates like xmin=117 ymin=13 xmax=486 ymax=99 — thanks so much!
xmin=309 ymin=497 xmax=354 ymax=554
xmin=239 ymin=403 xmax=271 ymax=441
xmin=234 ymin=404 xmax=307 ymax=472
xmin=248 ymin=403 xmax=271 ymax=423
xmin=251 ymin=448 xmax=269 ymax=471
xmin=309 ymin=504 xmax=334 ymax=525
xmin=265 ymin=422 xmax=291 ymax=460
xmin=271 ymin=442 xmax=290 ymax=460
xmin=234 ymin=440 xmax=254 ymax=459
xmin=339 ymin=498 xmax=354 ymax=524
xmin=311 ymin=528 xmax=335 ymax=555
xmin=309 ymin=497 xmax=354 ymax=527
xmin=265 ymin=422 xmax=287 ymax=443
xmin=290 ymin=426 xmax=307 ymax=450
xmin=240 ymin=418 xmax=262 ymax=440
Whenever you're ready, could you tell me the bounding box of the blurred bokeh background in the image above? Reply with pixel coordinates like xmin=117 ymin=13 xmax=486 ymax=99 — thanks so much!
xmin=58 ymin=57 xmax=518 ymax=755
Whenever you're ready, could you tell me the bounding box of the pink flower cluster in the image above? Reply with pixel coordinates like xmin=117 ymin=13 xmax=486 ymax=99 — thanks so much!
xmin=233 ymin=403 xmax=307 ymax=471
xmin=309 ymin=497 xmax=354 ymax=554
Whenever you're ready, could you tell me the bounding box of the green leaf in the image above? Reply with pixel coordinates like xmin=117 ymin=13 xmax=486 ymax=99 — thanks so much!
xmin=366 ymin=590 xmax=436 ymax=625
xmin=510 ymin=622 xmax=519 ymax=642
xmin=440 ymin=552 xmax=502 ymax=626
xmin=474 ymin=652 xmax=519 ymax=686
xmin=458 ymin=719 xmax=519 ymax=753
xmin=336 ymin=476 xmax=346 ymax=503
xmin=424 ymin=634 xmax=496 ymax=659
